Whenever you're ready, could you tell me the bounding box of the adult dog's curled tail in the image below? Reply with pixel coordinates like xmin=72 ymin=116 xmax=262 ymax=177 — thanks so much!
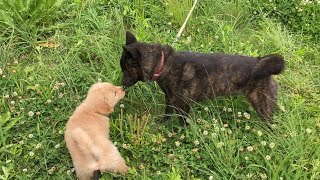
xmin=252 ymin=54 xmax=285 ymax=80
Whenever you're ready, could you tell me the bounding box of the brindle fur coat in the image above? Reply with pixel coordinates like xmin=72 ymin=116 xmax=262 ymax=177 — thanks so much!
xmin=120 ymin=31 xmax=285 ymax=126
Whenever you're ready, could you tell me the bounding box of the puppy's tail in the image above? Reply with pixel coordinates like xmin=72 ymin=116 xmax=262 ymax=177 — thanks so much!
xmin=71 ymin=128 xmax=101 ymax=171
xmin=251 ymin=54 xmax=285 ymax=80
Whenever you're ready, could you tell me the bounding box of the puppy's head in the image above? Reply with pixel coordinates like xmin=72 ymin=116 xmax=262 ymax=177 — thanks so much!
xmin=120 ymin=31 xmax=173 ymax=87
xmin=85 ymin=82 xmax=125 ymax=114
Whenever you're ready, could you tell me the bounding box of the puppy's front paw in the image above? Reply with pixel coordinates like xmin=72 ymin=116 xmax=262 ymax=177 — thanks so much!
xmin=117 ymin=164 xmax=129 ymax=174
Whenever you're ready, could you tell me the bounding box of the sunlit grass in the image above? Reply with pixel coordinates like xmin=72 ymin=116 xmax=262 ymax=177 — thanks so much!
xmin=0 ymin=0 xmax=319 ymax=179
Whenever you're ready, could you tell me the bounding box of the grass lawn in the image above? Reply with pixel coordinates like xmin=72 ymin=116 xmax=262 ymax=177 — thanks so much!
xmin=0 ymin=0 xmax=319 ymax=179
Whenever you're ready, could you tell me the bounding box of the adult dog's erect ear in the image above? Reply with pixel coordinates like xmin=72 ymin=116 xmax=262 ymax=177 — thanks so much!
xmin=126 ymin=31 xmax=137 ymax=45
xmin=122 ymin=46 xmax=140 ymax=60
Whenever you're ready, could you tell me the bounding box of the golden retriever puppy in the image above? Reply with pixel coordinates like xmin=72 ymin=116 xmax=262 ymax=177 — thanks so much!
xmin=65 ymin=82 xmax=128 ymax=180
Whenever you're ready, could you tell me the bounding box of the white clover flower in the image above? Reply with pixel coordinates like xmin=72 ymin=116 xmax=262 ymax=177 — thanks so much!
xmin=223 ymin=107 xmax=227 ymax=111
xmin=260 ymin=173 xmax=267 ymax=179
xmin=269 ymin=142 xmax=275 ymax=149
xmin=227 ymin=108 xmax=232 ymax=112
xmin=28 ymin=111 xmax=34 ymax=117
xmin=237 ymin=112 xmax=242 ymax=117
xmin=209 ymin=176 xmax=213 ymax=180
xmin=223 ymin=124 xmax=228 ymax=128
xmin=122 ymin=144 xmax=128 ymax=149
xmin=23 ymin=168 xmax=28 ymax=172
xmin=211 ymin=133 xmax=217 ymax=138
xmin=4 ymin=94 xmax=9 ymax=99
xmin=228 ymin=129 xmax=232 ymax=134
xmin=120 ymin=104 xmax=125 ymax=109
xmin=246 ymin=173 xmax=253 ymax=178
xmin=35 ymin=84 xmax=40 ymax=88
xmin=203 ymin=130 xmax=208 ymax=135
xmin=138 ymin=164 xmax=144 ymax=170
xmin=265 ymin=155 xmax=271 ymax=161
xmin=216 ymin=142 xmax=224 ymax=148
xmin=213 ymin=118 xmax=217 ymax=124
xmin=245 ymin=156 xmax=249 ymax=161
xmin=186 ymin=36 xmax=192 ymax=44
xmin=59 ymin=130 xmax=64 ymax=135
xmin=67 ymin=170 xmax=71 ymax=175
xmin=29 ymin=151 xmax=34 ymax=156
xmin=194 ymin=140 xmax=200 ymax=146
xmin=175 ymin=141 xmax=181 ymax=147
xmin=28 ymin=134 xmax=34 ymax=138
xmin=271 ymin=124 xmax=277 ymax=129
xmin=204 ymin=107 xmax=209 ymax=112
xmin=220 ymin=127 xmax=226 ymax=132
xmin=239 ymin=147 xmax=244 ymax=152
xmin=192 ymin=148 xmax=198 ymax=152
xmin=46 ymin=99 xmax=52 ymax=104
xmin=261 ymin=141 xmax=267 ymax=146
xmin=186 ymin=118 xmax=191 ymax=124
xmin=157 ymin=171 xmax=161 ymax=175
xmin=36 ymin=143 xmax=42 ymax=149
xmin=245 ymin=125 xmax=250 ymax=130
xmin=243 ymin=112 xmax=251 ymax=119
xmin=58 ymin=93 xmax=64 ymax=98
xmin=10 ymin=101 xmax=15 ymax=105
xmin=179 ymin=135 xmax=185 ymax=140
xmin=290 ymin=131 xmax=297 ymax=137
xmin=19 ymin=140 xmax=24 ymax=144
xmin=214 ymin=127 xmax=219 ymax=132
xmin=36 ymin=112 xmax=41 ymax=116
xmin=6 ymin=160 xmax=12 ymax=163
xmin=168 ymin=132 xmax=173 ymax=137
xmin=257 ymin=130 xmax=263 ymax=136
xmin=247 ymin=146 xmax=254 ymax=152
xmin=196 ymin=118 xmax=202 ymax=124
xmin=55 ymin=144 xmax=60 ymax=149
xmin=306 ymin=128 xmax=312 ymax=134
xmin=12 ymin=92 xmax=18 ymax=96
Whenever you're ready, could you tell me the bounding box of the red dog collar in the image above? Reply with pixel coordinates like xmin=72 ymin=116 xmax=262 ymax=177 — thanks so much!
xmin=152 ymin=51 xmax=164 ymax=81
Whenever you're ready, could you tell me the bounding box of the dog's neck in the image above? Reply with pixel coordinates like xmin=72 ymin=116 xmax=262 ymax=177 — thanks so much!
xmin=151 ymin=50 xmax=164 ymax=81
xmin=79 ymin=102 xmax=113 ymax=116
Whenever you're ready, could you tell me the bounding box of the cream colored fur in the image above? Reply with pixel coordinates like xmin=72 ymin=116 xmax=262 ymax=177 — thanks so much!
xmin=65 ymin=82 xmax=128 ymax=180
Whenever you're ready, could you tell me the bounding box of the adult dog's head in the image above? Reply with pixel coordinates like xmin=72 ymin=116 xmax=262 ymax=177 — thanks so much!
xmin=120 ymin=31 xmax=173 ymax=87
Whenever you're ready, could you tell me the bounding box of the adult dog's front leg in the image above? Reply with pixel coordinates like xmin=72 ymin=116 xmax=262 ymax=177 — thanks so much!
xmin=160 ymin=95 xmax=175 ymax=123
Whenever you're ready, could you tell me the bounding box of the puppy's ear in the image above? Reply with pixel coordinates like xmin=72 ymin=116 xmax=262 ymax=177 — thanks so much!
xmin=122 ymin=46 xmax=140 ymax=60
xmin=126 ymin=31 xmax=137 ymax=45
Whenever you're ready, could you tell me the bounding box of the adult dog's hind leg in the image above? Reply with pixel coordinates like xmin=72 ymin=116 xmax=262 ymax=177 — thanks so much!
xmin=245 ymin=79 xmax=278 ymax=122
xmin=175 ymin=102 xmax=191 ymax=127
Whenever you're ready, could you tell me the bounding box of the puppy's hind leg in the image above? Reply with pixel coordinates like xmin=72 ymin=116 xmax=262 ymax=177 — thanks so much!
xmin=99 ymin=141 xmax=128 ymax=174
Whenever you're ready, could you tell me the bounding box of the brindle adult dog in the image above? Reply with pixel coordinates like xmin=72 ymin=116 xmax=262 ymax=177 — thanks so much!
xmin=120 ymin=31 xmax=285 ymax=126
